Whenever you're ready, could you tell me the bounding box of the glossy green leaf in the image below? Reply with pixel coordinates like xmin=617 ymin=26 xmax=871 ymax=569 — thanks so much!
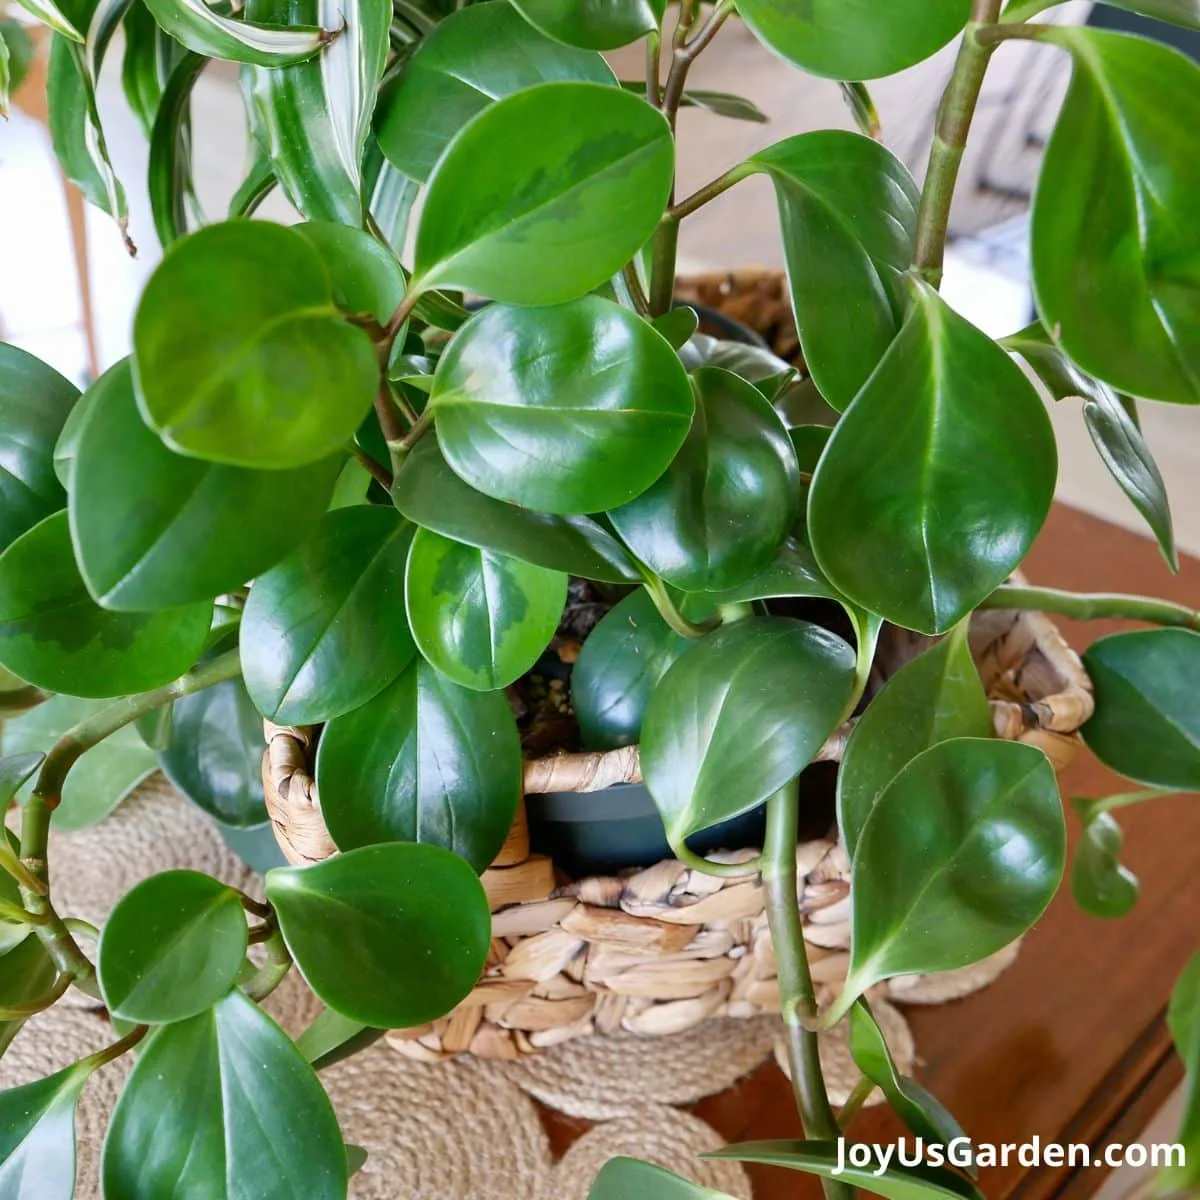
xmin=159 ymin=678 xmax=270 ymax=827
xmin=707 ymin=1141 xmax=985 ymax=1200
xmin=1003 ymin=321 xmax=1105 ymax=405
xmin=609 ymin=367 xmax=799 ymax=591
xmin=589 ymin=1158 xmax=736 ymax=1200
xmin=0 ymin=343 xmax=78 ymax=554
xmin=295 ymin=1007 xmax=384 ymax=1071
xmin=98 ymin=870 xmax=248 ymax=1023
xmin=103 ymin=990 xmax=347 ymax=1200
xmin=678 ymin=334 xmax=798 ymax=400
xmin=641 ymin=617 xmax=856 ymax=848
xmin=0 ymin=933 xmax=58 ymax=1057
xmin=10 ymin=0 xmax=81 ymax=39
xmin=241 ymin=506 xmax=416 ymax=725
xmin=413 ymin=81 xmax=673 ymax=303
xmin=0 ymin=513 xmax=211 ymax=698
xmin=735 ymin=0 xmax=969 ymax=80
xmin=377 ymin=1 xmax=613 ymax=182
xmin=431 ymin=298 xmax=693 ymax=513
xmin=0 ymin=1063 xmax=87 ymax=1198
xmin=69 ymin=358 xmax=341 ymax=612
xmin=1082 ymin=628 xmax=1200 ymax=788
xmin=511 ymin=0 xmax=661 ymax=49
xmin=392 ymin=436 xmax=639 ymax=583
xmin=1032 ymin=28 xmax=1200 ymax=405
xmin=838 ymin=625 xmax=992 ymax=858
xmin=146 ymin=50 xmax=205 ymax=248
xmin=405 ymin=529 xmax=565 ymax=691
xmin=244 ymin=0 xmax=389 ymax=225
xmin=849 ymin=1001 xmax=972 ymax=1163
xmin=120 ymin=0 xmax=182 ymax=134
xmin=316 ymin=659 xmax=521 ymax=868
xmin=574 ymin=589 xmax=691 ymax=752
xmin=142 ymin=0 xmax=330 ymax=65
xmin=833 ymin=738 xmax=1064 ymax=1022
xmin=2 ymin=695 xmax=157 ymax=829
xmin=295 ymin=222 xmax=405 ymax=324
xmin=1072 ymin=810 xmax=1138 ymax=919
xmin=1095 ymin=0 xmax=1200 ymax=26
xmin=808 ymin=281 xmax=1056 ymax=634
xmin=266 ymin=842 xmax=491 ymax=1026
xmin=675 ymin=87 xmax=768 ymax=123
xmin=749 ymin=132 xmax=919 ymax=411
xmin=692 ymin=538 xmax=841 ymax=607
xmin=133 ymin=221 xmax=379 ymax=469
xmin=1165 ymin=952 xmax=1200 ymax=1192
xmin=653 ymin=306 xmax=700 ymax=351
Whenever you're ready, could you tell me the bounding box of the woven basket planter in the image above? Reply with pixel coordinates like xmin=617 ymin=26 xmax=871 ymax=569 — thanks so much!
xmin=262 ymin=605 xmax=1093 ymax=1061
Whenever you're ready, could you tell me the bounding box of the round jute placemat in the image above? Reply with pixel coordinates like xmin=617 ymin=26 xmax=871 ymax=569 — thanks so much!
xmin=535 ymin=1106 xmax=753 ymax=1200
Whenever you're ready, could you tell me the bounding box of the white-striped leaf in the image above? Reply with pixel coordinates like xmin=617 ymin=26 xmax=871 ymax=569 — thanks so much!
xmin=11 ymin=0 xmax=83 ymax=41
xmin=142 ymin=0 xmax=332 ymax=67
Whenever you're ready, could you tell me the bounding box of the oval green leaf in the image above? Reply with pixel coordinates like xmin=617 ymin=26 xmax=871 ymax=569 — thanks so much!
xmin=734 ymin=0 xmax=969 ymax=80
xmin=835 ymin=737 xmax=1064 ymax=1022
xmin=641 ymin=617 xmax=856 ymax=848
xmin=0 ymin=1064 xmax=87 ymax=1199
xmin=573 ymin=588 xmax=691 ymax=752
xmin=98 ymin=869 xmax=248 ymax=1023
xmin=838 ymin=624 xmax=992 ymax=858
xmin=0 ymin=512 xmax=212 ymax=698
xmin=1072 ymin=810 xmax=1138 ymax=919
xmin=133 ymin=220 xmax=379 ymax=468
xmin=159 ymin=677 xmax=270 ymax=827
xmin=1032 ymin=28 xmax=1200 ymax=405
xmin=315 ymin=660 xmax=521 ymax=869
xmin=241 ymin=506 xmax=417 ymax=725
xmin=69 ymin=358 xmax=341 ymax=612
xmin=808 ymin=281 xmax=1056 ymax=634
xmin=511 ymin=0 xmax=662 ymax=49
xmin=609 ymin=366 xmax=799 ymax=590
xmin=391 ymin=435 xmax=640 ymax=582
xmin=749 ymin=131 xmax=920 ymax=410
xmin=376 ymin=1 xmax=614 ymax=182
xmin=590 ymin=1158 xmax=737 ymax=1200
xmin=413 ymin=81 xmax=673 ymax=303
xmin=1082 ymin=628 xmax=1200 ymax=788
xmin=102 ymin=990 xmax=347 ymax=1200
xmin=431 ymin=298 xmax=694 ymax=513
xmin=266 ymin=842 xmax=491 ymax=1027
xmin=405 ymin=528 xmax=565 ymax=691
xmin=295 ymin=221 xmax=405 ymax=324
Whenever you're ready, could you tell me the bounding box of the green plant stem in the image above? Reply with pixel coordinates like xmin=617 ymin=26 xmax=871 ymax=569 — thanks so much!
xmin=838 ymin=1075 xmax=876 ymax=1129
xmin=762 ymin=778 xmax=850 ymax=1200
xmin=974 ymin=21 xmax=1056 ymax=45
xmin=384 ymin=290 xmax=420 ymax=341
xmin=668 ymin=163 xmax=751 ymax=222
xmin=353 ymin=445 xmax=393 ymax=490
xmin=621 ymin=262 xmax=652 ymax=317
xmin=241 ymin=927 xmax=293 ymax=1002
xmin=646 ymin=30 xmax=661 ymax=106
xmin=0 ymin=684 xmax=48 ymax=716
xmin=912 ymin=0 xmax=1004 ymax=286
xmin=979 ymin=584 xmax=1200 ymax=630
xmin=0 ymin=841 xmax=48 ymax=896
xmin=18 ymin=649 xmax=243 ymax=996
xmin=671 ymin=842 xmax=765 ymax=879
xmin=1074 ymin=789 xmax=1175 ymax=823
xmin=640 ymin=571 xmax=719 ymax=638
xmin=0 ymin=972 xmax=71 ymax=1019
xmin=649 ymin=218 xmax=681 ymax=317
xmin=82 ymin=1024 xmax=148 ymax=1072
xmin=0 ymin=899 xmax=47 ymax=924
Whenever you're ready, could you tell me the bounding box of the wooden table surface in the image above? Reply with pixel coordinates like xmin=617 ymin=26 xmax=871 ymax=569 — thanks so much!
xmin=544 ymin=503 xmax=1200 ymax=1199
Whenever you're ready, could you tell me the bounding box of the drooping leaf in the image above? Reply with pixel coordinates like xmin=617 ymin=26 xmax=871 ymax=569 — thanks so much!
xmin=573 ymin=589 xmax=691 ymax=752
xmin=315 ymin=659 xmax=521 ymax=869
xmin=1071 ymin=809 xmax=1139 ymax=919
xmin=838 ymin=625 xmax=992 ymax=858
xmin=146 ymin=50 xmax=205 ymax=248
xmin=69 ymin=358 xmax=341 ymax=612
xmin=431 ymin=298 xmax=693 ymax=514
xmin=121 ymin=0 xmax=183 ymax=133
xmin=98 ymin=870 xmax=248 ymax=1023
xmin=609 ymin=366 xmax=800 ymax=591
xmin=669 ymin=87 xmax=769 ymax=123
xmin=229 ymin=146 xmax=277 ymax=218
xmin=405 ymin=529 xmax=565 ymax=692
xmin=0 ymin=1063 xmax=88 ymax=1198
xmin=0 ymin=344 xmax=78 ymax=554
xmin=0 ymin=512 xmax=212 ymax=698
xmin=707 ymin=1141 xmax=985 ymax=1200
xmin=133 ymin=221 xmax=379 ymax=469
xmin=266 ymin=842 xmax=491 ymax=1026
xmin=849 ymin=1001 xmax=973 ymax=1165
xmin=641 ymin=617 xmax=856 ymax=849
xmin=510 ymin=0 xmax=662 ymax=50
xmin=392 ymin=436 xmax=640 ymax=583
xmin=9 ymin=0 xmax=82 ymax=39
xmin=141 ymin=0 xmax=331 ymax=65
xmin=413 ymin=81 xmax=673 ymax=303
xmin=808 ymin=280 xmax=1057 ymax=634
xmin=1165 ymin=952 xmax=1200 ymax=1192
xmin=241 ymin=506 xmax=417 ymax=725
xmin=832 ymin=737 xmax=1064 ymax=1023
xmin=295 ymin=1007 xmax=384 ymax=1071
xmin=158 ymin=678 xmax=270 ymax=827
xmin=589 ymin=1158 xmax=737 ymax=1200
xmin=1032 ymin=28 xmax=1200 ymax=405
xmin=1082 ymin=628 xmax=1200 ymax=789
xmin=2 ymin=695 xmax=157 ymax=829
xmin=734 ymin=0 xmax=970 ymax=80
xmin=376 ymin=1 xmax=613 ymax=182
xmin=749 ymin=131 xmax=920 ymax=410
xmin=102 ymin=990 xmax=348 ymax=1200
xmin=294 ymin=221 xmax=406 ymax=324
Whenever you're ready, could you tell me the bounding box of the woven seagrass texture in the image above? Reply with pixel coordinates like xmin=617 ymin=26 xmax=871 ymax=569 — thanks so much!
xmin=263 ymin=604 xmax=1092 ymax=1061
